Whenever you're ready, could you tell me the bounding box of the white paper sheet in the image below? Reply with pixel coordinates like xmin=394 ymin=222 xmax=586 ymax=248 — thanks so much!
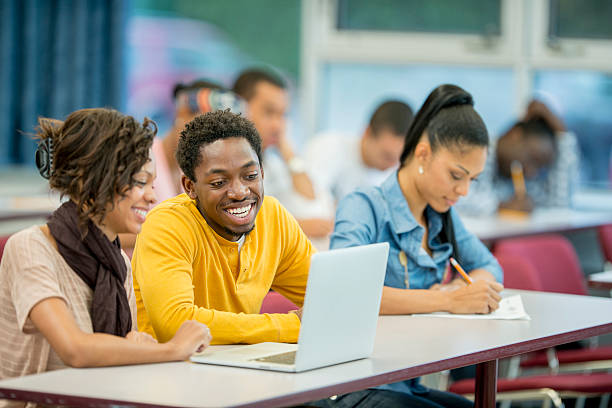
xmin=413 ymin=294 xmax=531 ymax=320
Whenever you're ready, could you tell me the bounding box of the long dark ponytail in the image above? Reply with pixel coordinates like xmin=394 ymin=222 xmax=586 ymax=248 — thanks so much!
xmin=400 ymin=84 xmax=489 ymax=265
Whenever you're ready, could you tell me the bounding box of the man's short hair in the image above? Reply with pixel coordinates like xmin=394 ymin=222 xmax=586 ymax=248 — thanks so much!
xmin=232 ymin=69 xmax=286 ymax=101
xmin=369 ymin=100 xmax=414 ymax=137
xmin=176 ymin=109 xmax=262 ymax=181
xmin=172 ymin=79 xmax=223 ymax=100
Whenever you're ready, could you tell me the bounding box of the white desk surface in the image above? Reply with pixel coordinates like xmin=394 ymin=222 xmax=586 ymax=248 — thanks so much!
xmin=462 ymin=207 xmax=612 ymax=241
xmin=1 ymin=290 xmax=611 ymax=408
xmin=461 ymin=189 xmax=612 ymax=241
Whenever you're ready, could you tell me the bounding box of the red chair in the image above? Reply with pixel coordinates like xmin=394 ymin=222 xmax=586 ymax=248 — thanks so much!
xmin=494 ymin=234 xmax=587 ymax=295
xmin=259 ymin=291 xmax=298 ymax=314
xmin=449 ymin=373 xmax=612 ymax=407
xmin=495 ymin=253 xmax=543 ymax=291
xmin=446 ymin=239 xmax=612 ymax=406
xmin=519 ymin=346 xmax=612 ymax=372
xmin=598 ymin=224 xmax=612 ymax=265
xmin=0 ymin=235 xmax=11 ymax=262
xmin=494 ymin=235 xmax=612 ymax=373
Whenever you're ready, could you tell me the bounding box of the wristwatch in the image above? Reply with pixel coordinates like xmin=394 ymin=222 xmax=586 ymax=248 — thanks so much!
xmin=287 ymin=156 xmax=307 ymax=174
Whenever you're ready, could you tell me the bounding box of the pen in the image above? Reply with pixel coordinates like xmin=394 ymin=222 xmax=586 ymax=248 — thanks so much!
xmin=399 ymin=251 xmax=409 ymax=289
xmin=450 ymin=257 xmax=473 ymax=285
xmin=510 ymin=160 xmax=527 ymax=199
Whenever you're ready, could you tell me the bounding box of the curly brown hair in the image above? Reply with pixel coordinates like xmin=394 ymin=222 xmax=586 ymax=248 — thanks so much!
xmin=36 ymin=108 xmax=156 ymax=232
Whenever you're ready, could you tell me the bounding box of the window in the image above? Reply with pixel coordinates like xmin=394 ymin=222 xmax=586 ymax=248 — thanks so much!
xmin=301 ymin=0 xmax=612 ymax=184
xmin=534 ymin=70 xmax=612 ymax=185
xmin=317 ymin=63 xmax=515 ymax=140
xmin=336 ymin=0 xmax=501 ymax=36
xmin=548 ymin=0 xmax=612 ymax=41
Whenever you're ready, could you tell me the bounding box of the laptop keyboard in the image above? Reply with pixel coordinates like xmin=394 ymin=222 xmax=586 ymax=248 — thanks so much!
xmin=252 ymin=351 xmax=296 ymax=365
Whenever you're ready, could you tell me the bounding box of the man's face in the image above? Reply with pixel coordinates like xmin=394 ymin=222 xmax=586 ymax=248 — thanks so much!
xmin=182 ymin=137 xmax=263 ymax=241
xmin=362 ymin=127 xmax=405 ymax=171
xmin=245 ymin=82 xmax=288 ymax=150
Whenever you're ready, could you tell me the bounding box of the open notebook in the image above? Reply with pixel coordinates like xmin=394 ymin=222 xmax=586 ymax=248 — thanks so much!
xmin=413 ymin=294 xmax=530 ymax=320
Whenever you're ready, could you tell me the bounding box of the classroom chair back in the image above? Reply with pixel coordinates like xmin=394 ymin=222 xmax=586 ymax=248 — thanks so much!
xmin=495 ymin=253 xmax=544 ymax=291
xmin=0 ymin=234 xmax=11 ymax=262
xmin=494 ymin=234 xmax=587 ymax=296
xmin=598 ymin=224 xmax=612 ymax=264
xmin=259 ymin=291 xmax=298 ymax=314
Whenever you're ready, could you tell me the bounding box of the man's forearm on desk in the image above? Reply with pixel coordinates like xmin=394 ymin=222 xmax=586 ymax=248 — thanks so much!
xmin=150 ymin=304 xmax=302 ymax=345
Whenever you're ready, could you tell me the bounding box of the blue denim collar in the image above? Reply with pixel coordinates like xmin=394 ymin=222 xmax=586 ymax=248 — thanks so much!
xmin=381 ymin=171 xmax=445 ymax=243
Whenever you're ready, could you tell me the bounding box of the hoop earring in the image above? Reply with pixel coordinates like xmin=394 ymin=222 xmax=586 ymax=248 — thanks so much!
xmin=418 ymin=166 xmax=424 ymax=175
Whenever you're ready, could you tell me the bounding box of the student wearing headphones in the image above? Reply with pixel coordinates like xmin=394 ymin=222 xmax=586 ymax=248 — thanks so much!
xmin=153 ymin=80 xmax=247 ymax=203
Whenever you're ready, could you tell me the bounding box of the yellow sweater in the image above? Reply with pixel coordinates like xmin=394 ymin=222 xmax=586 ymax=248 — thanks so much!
xmin=132 ymin=194 xmax=314 ymax=344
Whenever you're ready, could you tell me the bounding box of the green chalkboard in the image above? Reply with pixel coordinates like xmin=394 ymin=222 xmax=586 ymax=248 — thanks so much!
xmin=133 ymin=0 xmax=301 ymax=79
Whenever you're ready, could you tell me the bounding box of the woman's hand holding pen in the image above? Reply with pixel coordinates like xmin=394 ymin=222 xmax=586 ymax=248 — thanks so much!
xmin=446 ymin=280 xmax=504 ymax=314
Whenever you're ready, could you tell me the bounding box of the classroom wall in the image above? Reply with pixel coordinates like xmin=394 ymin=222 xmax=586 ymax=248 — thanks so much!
xmin=133 ymin=0 xmax=300 ymax=78
xmin=133 ymin=0 xmax=301 ymax=79
xmin=126 ymin=0 xmax=304 ymax=143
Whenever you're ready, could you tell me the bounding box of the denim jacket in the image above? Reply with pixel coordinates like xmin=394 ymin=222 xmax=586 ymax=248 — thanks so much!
xmin=330 ymin=171 xmax=503 ymax=394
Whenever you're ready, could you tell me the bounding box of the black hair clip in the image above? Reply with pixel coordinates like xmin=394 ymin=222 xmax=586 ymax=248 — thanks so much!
xmin=35 ymin=138 xmax=54 ymax=180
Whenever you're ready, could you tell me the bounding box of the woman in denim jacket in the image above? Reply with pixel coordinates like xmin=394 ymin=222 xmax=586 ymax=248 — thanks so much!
xmin=328 ymin=84 xmax=504 ymax=408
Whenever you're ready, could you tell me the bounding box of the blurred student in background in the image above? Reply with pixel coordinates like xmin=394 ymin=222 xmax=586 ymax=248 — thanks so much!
xmin=233 ymin=69 xmax=334 ymax=243
xmin=305 ymin=100 xmax=414 ymax=203
xmin=0 ymin=109 xmax=210 ymax=401
xmin=457 ymin=100 xmax=579 ymax=215
xmin=153 ymin=80 xmax=246 ymax=203
xmin=329 ymin=85 xmax=503 ymax=407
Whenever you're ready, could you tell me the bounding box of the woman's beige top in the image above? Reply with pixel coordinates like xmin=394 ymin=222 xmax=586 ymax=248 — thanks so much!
xmin=0 ymin=226 xmax=135 ymax=408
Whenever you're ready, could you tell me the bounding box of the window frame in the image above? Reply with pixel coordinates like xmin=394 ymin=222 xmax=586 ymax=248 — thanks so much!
xmin=530 ymin=0 xmax=612 ymax=71
xmin=300 ymin=0 xmax=612 ymax=141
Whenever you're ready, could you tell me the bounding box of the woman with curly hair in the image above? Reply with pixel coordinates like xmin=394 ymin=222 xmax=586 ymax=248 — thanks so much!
xmin=0 ymin=109 xmax=211 ymax=398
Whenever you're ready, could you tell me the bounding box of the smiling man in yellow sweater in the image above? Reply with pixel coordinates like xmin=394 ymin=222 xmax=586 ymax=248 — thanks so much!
xmin=132 ymin=109 xmax=314 ymax=344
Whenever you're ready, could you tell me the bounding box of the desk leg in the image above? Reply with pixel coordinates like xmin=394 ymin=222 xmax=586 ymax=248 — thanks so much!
xmin=474 ymin=359 xmax=497 ymax=408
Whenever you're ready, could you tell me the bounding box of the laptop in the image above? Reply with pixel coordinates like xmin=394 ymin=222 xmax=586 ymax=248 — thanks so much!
xmin=190 ymin=242 xmax=389 ymax=372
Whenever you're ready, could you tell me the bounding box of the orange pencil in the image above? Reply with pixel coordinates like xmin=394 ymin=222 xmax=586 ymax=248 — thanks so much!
xmin=510 ymin=160 xmax=527 ymax=199
xmin=450 ymin=257 xmax=473 ymax=285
